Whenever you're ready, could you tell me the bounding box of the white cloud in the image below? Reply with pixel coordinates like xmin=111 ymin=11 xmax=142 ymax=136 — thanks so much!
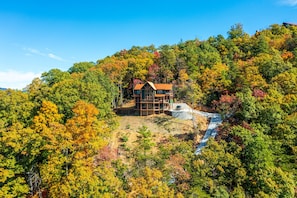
xmin=48 ymin=53 xmax=64 ymax=61
xmin=23 ymin=47 xmax=66 ymax=62
xmin=24 ymin=47 xmax=46 ymax=56
xmin=280 ymin=0 xmax=297 ymax=6
xmin=0 ymin=70 xmax=41 ymax=90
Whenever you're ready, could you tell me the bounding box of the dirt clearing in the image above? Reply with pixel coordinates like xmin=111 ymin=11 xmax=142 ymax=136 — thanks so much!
xmin=109 ymin=113 xmax=208 ymax=152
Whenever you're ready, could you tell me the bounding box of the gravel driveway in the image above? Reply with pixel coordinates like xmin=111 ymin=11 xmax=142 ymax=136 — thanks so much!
xmin=170 ymin=103 xmax=222 ymax=154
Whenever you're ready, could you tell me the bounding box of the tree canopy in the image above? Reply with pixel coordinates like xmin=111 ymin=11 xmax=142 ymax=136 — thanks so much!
xmin=1 ymin=23 xmax=297 ymax=197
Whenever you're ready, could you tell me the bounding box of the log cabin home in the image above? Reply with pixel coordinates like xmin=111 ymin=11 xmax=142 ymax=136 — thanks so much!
xmin=134 ymin=81 xmax=173 ymax=116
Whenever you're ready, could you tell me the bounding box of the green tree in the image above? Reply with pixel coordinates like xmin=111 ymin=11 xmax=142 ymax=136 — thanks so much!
xmin=68 ymin=62 xmax=94 ymax=74
xmin=176 ymin=82 xmax=204 ymax=107
xmin=158 ymin=45 xmax=177 ymax=82
xmin=49 ymin=79 xmax=81 ymax=121
xmin=0 ymin=89 xmax=34 ymax=127
xmin=0 ymin=123 xmax=31 ymax=197
xmin=26 ymin=78 xmax=51 ymax=114
xmin=191 ymin=139 xmax=246 ymax=197
xmin=236 ymin=88 xmax=259 ymax=121
xmin=258 ymin=103 xmax=286 ymax=132
xmin=178 ymin=40 xmax=200 ymax=77
xmin=41 ymin=68 xmax=71 ymax=86
xmin=252 ymin=34 xmax=270 ymax=55
xmin=196 ymin=41 xmax=222 ymax=68
xmin=231 ymin=126 xmax=295 ymax=197
xmin=81 ymin=69 xmax=117 ymax=117
xmin=134 ymin=126 xmax=155 ymax=169
xmin=228 ymin=24 xmax=245 ymax=40
xmin=271 ymin=69 xmax=297 ymax=95
xmin=255 ymin=53 xmax=292 ymax=82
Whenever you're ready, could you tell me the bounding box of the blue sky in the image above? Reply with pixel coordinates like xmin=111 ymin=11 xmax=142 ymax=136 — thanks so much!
xmin=0 ymin=0 xmax=296 ymax=89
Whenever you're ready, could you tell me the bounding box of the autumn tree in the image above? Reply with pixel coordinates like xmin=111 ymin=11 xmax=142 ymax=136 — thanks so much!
xmin=127 ymin=167 xmax=177 ymax=198
xmin=176 ymin=82 xmax=204 ymax=107
xmin=97 ymin=55 xmax=128 ymax=106
xmin=198 ymin=63 xmax=231 ymax=103
xmin=43 ymin=101 xmax=120 ymax=197
xmin=212 ymin=94 xmax=240 ymax=118
xmin=66 ymin=101 xmax=108 ymax=159
xmin=271 ymin=69 xmax=297 ymax=95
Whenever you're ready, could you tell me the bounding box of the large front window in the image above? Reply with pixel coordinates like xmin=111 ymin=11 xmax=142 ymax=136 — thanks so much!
xmin=142 ymin=85 xmax=154 ymax=100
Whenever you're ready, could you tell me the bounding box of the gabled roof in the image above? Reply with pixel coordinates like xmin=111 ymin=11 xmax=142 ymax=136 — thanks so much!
xmin=154 ymin=84 xmax=172 ymax=90
xmin=147 ymin=81 xmax=156 ymax=90
xmin=134 ymin=84 xmax=143 ymax=90
xmin=134 ymin=81 xmax=172 ymax=91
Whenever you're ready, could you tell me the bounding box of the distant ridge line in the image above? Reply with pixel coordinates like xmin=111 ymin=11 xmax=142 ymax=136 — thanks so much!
xmin=283 ymin=22 xmax=297 ymax=27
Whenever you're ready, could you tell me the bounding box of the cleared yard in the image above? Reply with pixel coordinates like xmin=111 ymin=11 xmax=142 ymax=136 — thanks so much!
xmin=109 ymin=113 xmax=209 ymax=154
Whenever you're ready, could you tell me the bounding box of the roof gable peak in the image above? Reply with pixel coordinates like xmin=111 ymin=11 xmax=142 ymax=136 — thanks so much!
xmin=145 ymin=81 xmax=156 ymax=90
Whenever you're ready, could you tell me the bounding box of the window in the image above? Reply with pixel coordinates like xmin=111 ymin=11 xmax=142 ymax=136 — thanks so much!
xmin=157 ymin=90 xmax=165 ymax=94
xmin=143 ymin=85 xmax=153 ymax=100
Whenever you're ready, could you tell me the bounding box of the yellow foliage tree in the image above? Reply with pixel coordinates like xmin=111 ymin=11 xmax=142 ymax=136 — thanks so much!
xmin=199 ymin=63 xmax=231 ymax=93
xmin=128 ymin=167 xmax=178 ymax=198
xmin=66 ymin=100 xmax=108 ymax=159
xmin=243 ymin=65 xmax=267 ymax=89
xmin=44 ymin=101 xmax=117 ymax=197
xmin=0 ymin=123 xmax=31 ymax=197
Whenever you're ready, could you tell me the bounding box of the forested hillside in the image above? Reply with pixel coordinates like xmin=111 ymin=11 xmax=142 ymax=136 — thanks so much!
xmin=1 ymin=23 xmax=297 ymax=197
